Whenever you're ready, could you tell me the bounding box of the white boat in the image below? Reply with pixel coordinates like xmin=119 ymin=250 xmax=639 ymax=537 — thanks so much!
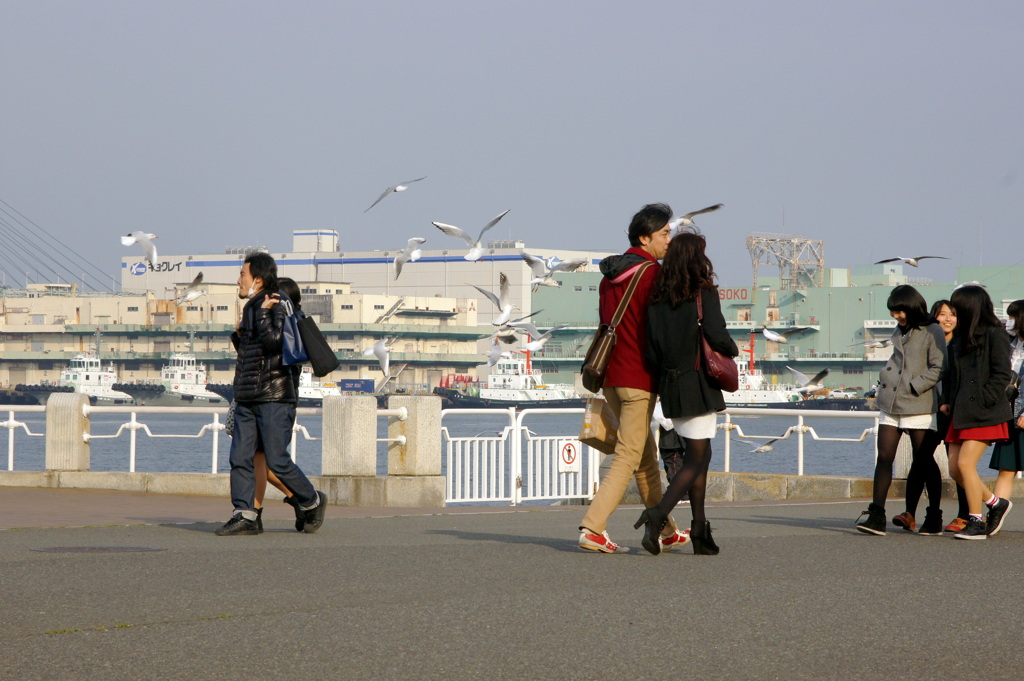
xmin=434 ymin=353 xmax=584 ymax=408
xmin=727 ymin=357 xmax=801 ymax=406
xmin=19 ymin=353 xmax=135 ymax=406
xmin=114 ymin=353 xmax=225 ymax=406
xmin=297 ymin=366 xmax=343 ymax=406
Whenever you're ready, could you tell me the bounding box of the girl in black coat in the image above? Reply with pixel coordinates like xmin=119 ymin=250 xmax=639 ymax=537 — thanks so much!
xmin=942 ymin=285 xmax=1014 ymax=539
xmin=634 ymin=230 xmax=738 ymax=555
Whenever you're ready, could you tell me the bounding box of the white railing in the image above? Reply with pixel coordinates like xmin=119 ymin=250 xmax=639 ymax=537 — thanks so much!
xmin=3 ymin=406 xmax=46 ymax=471
xmin=0 ymin=403 xmax=410 ymax=474
xmin=721 ymin=408 xmax=880 ymax=476
xmin=442 ymin=407 xmax=602 ymax=505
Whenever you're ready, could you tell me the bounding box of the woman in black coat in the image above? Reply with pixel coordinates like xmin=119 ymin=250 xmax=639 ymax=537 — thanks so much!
xmin=941 ymin=285 xmax=1014 ymax=540
xmin=634 ymin=230 xmax=738 ymax=555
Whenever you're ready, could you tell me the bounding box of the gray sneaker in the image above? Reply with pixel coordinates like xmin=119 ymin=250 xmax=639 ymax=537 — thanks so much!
xmin=215 ymin=514 xmax=259 ymax=536
xmin=954 ymin=517 xmax=988 ymax=540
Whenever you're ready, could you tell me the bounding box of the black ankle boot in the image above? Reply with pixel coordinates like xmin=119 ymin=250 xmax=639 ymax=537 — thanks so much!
xmin=690 ymin=520 xmax=719 ymax=555
xmin=283 ymin=496 xmax=305 ymax=532
xmin=255 ymin=507 xmax=264 ymax=534
xmin=634 ymin=506 xmax=668 ymax=555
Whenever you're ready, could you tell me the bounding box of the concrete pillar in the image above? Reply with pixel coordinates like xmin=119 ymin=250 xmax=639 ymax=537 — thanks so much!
xmin=320 ymin=395 xmax=377 ymax=476
xmin=45 ymin=393 xmax=91 ymax=471
xmin=387 ymin=395 xmax=441 ymax=476
xmin=893 ymin=432 xmax=949 ymax=479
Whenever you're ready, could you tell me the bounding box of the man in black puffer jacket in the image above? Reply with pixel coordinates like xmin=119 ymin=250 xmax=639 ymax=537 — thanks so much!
xmin=215 ymin=252 xmax=326 ymax=536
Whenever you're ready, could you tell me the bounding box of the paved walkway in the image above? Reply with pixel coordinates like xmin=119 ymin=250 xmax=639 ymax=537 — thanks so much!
xmin=3 ymin=489 xmax=1024 ymax=681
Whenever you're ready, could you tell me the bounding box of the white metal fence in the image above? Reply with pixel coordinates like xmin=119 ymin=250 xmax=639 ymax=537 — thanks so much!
xmin=442 ymin=407 xmax=602 ymax=505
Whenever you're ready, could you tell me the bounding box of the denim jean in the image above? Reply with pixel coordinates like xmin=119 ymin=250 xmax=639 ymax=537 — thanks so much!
xmin=229 ymin=401 xmax=317 ymax=513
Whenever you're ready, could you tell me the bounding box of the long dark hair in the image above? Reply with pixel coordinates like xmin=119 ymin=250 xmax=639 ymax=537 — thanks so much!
xmin=279 ymin=277 xmax=302 ymax=311
xmin=1006 ymin=299 xmax=1024 ymax=341
xmin=650 ymin=230 xmax=716 ymax=307
xmin=886 ymin=285 xmax=930 ymax=329
xmin=950 ymin=285 xmax=1001 ymax=355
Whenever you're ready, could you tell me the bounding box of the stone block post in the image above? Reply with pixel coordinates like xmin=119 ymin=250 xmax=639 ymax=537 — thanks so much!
xmin=45 ymin=393 xmax=91 ymax=471
xmin=387 ymin=395 xmax=441 ymax=476
xmin=321 ymin=395 xmax=377 ymax=476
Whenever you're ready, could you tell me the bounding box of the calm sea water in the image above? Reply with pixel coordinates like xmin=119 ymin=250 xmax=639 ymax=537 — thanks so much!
xmin=2 ymin=410 xmax=927 ymax=479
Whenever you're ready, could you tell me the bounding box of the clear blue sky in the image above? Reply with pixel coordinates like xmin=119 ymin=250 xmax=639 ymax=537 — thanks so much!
xmin=2 ymin=1 xmax=1021 ymax=290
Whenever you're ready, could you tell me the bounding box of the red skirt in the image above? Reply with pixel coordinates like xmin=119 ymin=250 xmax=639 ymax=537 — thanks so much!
xmin=946 ymin=421 xmax=1009 ymax=445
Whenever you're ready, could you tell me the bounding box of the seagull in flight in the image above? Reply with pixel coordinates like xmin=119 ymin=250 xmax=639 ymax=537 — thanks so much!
xmin=852 ymin=339 xmax=893 ymax=350
xmin=121 ymin=231 xmax=159 ymax=266
xmin=874 ymin=256 xmax=948 ymax=268
xmin=520 ymin=252 xmax=588 ymax=289
xmin=507 ymin=321 xmax=570 ymax=352
xmin=471 ymin=272 xmax=519 ymax=326
xmin=433 ymin=209 xmax=510 ymax=261
xmin=363 ymin=338 xmax=393 ymax=375
xmin=669 ymin=204 xmax=724 ymax=232
xmin=787 ymin=366 xmax=829 ymax=393
xmin=493 ymin=310 xmax=543 ymax=345
xmin=174 ymin=272 xmax=206 ymax=306
xmin=394 ymin=238 xmax=426 ymax=280
xmin=485 ymin=339 xmax=513 ymax=367
xmin=733 ymin=437 xmax=781 ymax=453
xmin=762 ymin=325 xmax=810 ymax=344
xmin=364 ymin=176 xmax=427 ymax=213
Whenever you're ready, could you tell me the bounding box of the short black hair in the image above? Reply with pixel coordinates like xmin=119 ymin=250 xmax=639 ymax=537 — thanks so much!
xmin=244 ymin=252 xmax=278 ymax=294
xmin=627 ymin=203 xmax=672 ymax=247
xmin=1006 ymin=299 xmax=1024 ymax=340
xmin=886 ymin=284 xmax=929 ymax=328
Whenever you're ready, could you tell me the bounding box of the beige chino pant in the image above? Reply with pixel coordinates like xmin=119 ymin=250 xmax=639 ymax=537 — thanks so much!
xmin=580 ymin=386 xmax=677 ymax=536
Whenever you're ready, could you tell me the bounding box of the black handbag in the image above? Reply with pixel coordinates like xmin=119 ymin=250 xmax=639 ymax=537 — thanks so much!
xmin=580 ymin=262 xmax=652 ymax=393
xmin=296 ymin=313 xmax=340 ymax=377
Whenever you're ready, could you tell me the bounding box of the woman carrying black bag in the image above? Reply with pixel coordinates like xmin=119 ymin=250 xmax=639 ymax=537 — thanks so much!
xmin=985 ymin=299 xmax=1024 ymax=535
xmin=635 ymin=229 xmax=737 ymax=555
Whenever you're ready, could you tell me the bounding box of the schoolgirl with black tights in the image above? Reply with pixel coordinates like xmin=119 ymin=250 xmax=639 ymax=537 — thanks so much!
xmin=856 ymin=285 xmax=946 ymax=536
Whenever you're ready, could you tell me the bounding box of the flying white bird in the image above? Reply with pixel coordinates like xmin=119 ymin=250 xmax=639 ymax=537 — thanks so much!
xmin=364 ymin=176 xmax=427 ymax=213
xmin=507 ymin=321 xmax=570 ymax=352
xmin=485 ymin=339 xmax=513 ymax=367
xmin=874 ymin=256 xmax=949 ymax=268
xmin=174 ymin=272 xmax=207 ymax=306
xmin=394 ymin=238 xmax=426 ymax=280
xmin=471 ymin=272 xmax=518 ymax=326
xmin=433 ymin=209 xmax=510 ymax=261
xmin=787 ymin=366 xmax=830 ymax=393
xmin=363 ymin=338 xmax=393 ymax=375
xmin=733 ymin=437 xmax=781 ymax=453
xmin=520 ymin=252 xmax=588 ymax=288
xmin=121 ymin=231 xmax=159 ymax=266
xmin=762 ymin=325 xmax=810 ymax=344
xmin=852 ymin=339 xmax=893 ymax=349
xmin=493 ymin=310 xmax=543 ymax=345
xmin=668 ymin=204 xmax=724 ymax=232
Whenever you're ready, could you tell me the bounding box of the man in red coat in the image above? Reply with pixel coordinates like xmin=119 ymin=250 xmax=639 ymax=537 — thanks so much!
xmin=579 ymin=203 xmax=686 ymax=553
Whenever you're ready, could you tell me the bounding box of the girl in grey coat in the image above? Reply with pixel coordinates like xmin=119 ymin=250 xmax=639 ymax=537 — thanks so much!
xmin=856 ymin=285 xmax=947 ymax=536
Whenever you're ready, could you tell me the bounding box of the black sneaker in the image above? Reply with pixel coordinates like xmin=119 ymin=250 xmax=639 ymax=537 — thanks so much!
xmin=918 ymin=509 xmax=943 ymax=536
xmin=215 ymin=515 xmax=260 ymax=536
xmin=284 ymin=496 xmax=305 ymax=532
xmin=302 ymin=491 xmax=327 ymax=534
xmin=855 ymin=503 xmax=887 ymax=535
xmin=256 ymin=507 xmax=264 ymax=534
xmin=954 ymin=517 xmax=988 ymax=540
xmin=985 ymin=497 xmax=1013 ymax=536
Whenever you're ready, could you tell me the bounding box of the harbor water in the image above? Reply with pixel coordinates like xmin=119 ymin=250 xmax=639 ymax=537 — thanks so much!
xmin=1 ymin=410 xmax=949 ymax=479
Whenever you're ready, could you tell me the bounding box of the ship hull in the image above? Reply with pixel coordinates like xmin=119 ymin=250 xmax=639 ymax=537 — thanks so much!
xmin=434 ymin=386 xmax=586 ymax=410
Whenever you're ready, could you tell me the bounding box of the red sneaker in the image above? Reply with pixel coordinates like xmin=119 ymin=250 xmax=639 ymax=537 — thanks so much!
xmin=578 ymin=530 xmax=629 ymax=554
xmin=660 ymin=529 xmax=691 ymax=551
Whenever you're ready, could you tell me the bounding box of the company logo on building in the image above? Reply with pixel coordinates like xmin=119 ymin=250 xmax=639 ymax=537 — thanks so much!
xmin=130 ymin=262 xmax=148 ymax=275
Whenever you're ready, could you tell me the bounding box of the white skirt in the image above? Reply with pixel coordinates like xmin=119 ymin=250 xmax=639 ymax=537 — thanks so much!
xmin=878 ymin=410 xmax=936 ymax=431
xmin=671 ymin=411 xmax=718 ymax=439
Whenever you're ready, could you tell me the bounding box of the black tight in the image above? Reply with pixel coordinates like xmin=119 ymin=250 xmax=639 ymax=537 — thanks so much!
xmin=903 ymin=428 xmax=944 ymax=516
xmin=872 ymin=425 xmax=935 ymax=509
xmin=657 ymin=437 xmax=712 ymax=524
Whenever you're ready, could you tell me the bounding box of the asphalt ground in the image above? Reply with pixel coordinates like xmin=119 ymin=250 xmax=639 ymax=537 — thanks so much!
xmin=3 ymin=489 xmax=1024 ymax=681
